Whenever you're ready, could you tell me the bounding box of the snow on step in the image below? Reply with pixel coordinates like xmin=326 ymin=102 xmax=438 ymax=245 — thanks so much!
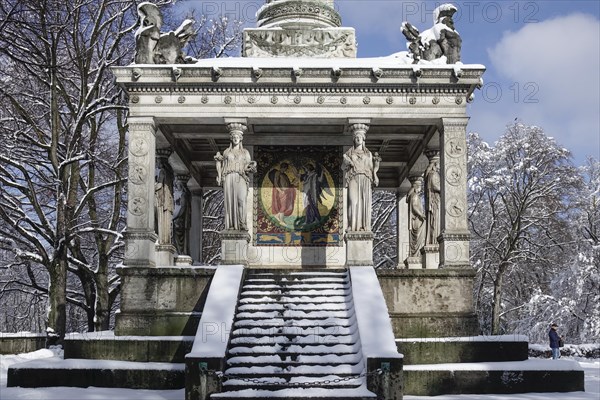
xmin=232 ymin=326 xmax=356 ymax=336
xmin=236 ymin=302 xmax=350 ymax=312
xmin=228 ymin=343 xmax=360 ymax=355
xmin=239 ymin=295 xmax=351 ymax=304
xmin=223 ymin=269 xmax=369 ymax=397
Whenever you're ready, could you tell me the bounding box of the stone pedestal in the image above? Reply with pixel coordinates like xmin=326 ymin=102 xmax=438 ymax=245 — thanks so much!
xmin=421 ymin=245 xmax=439 ymax=269
xmin=175 ymin=255 xmax=193 ymax=266
xmin=115 ymin=266 xmax=215 ymax=336
xmin=376 ymin=268 xmax=479 ymax=337
xmin=404 ymin=256 xmax=423 ymax=269
xmin=155 ymin=244 xmax=176 ymax=267
xmin=345 ymin=231 xmax=373 ymax=266
xmin=220 ymin=231 xmax=251 ymax=265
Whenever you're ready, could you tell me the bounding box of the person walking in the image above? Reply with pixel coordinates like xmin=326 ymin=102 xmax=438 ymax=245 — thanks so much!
xmin=548 ymin=323 xmax=562 ymax=359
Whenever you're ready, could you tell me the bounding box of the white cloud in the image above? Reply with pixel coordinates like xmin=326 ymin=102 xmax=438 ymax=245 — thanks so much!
xmin=486 ymin=13 xmax=600 ymax=162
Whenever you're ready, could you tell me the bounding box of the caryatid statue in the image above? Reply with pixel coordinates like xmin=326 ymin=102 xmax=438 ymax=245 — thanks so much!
xmin=155 ymin=152 xmax=174 ymax=245
xmin=172 ymin=175 xmax=191 ymax=255
xmin=407 ymin=177 xmax=426 ymax=257
xmin=424 ymin=152 xmax=441 ymax=245
xmin=343 ymin=124 xmax=381 ymax=231
xmin=215 ymin=124 xmax=257 ymax=231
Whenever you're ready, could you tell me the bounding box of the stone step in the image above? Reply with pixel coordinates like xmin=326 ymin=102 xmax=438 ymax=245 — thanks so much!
xmin=222 ymin=377 xmax=363 ymax=391
xmin=235 ymin=310 xmax=355 ymax=319
xmin=7 ymin=358 xmax=184 ymax=389
xmin=245 ymin=277 xmax=349 ymax=284
xmin=229 ymin=335 xmax=357 ymax=345
xmin=242 ymin=283 xmax=350 ymax=290
xmin=236 ymin=303 xmax=351 ymax=312
xmin=403 ymin=360 xmax=585 ymax=395
xmin=224 ymin=363 xmax=364 ymax=376
xmin=231 ymin=326 xmax=356 ymax=337
xmin=239 ymin=295 xmax=351 ymax=304
xmin=228 ymin=343 xmax=360 ymax=356
xmin=247 ymin=271 xmax=348 ymax=277
xmin=64 ymin=332 xmax=193 ymax=362
xmin=212 ymin=386 xmax=376 ymax=399
xmin=233 ymin=316 xmax=356 ymax=328
xmin=240 ymin=289 xmax=351 ymax=297
xmin=227 ymin=354 xmax=363 ymax=366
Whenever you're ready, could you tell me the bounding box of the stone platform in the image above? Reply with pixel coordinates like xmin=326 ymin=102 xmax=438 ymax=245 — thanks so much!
xmin=397 ymin=336 xmax=585 ymax=396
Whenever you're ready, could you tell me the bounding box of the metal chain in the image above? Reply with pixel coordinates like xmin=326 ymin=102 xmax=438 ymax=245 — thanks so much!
xmin=223 ymin=368 xmax=383 ymax=387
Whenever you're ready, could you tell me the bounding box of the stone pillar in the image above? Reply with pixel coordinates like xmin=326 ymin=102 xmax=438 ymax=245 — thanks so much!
xmin=124 ymin=117 xmax=157 ymax=267
xmin=189 ymin=188 xmax=203 ymax=265
xmin=439 ymin=117 xmax=470 ymax=268
xmin=422 ymin=150 xmax=441 ymax=269
xmin=173 ymin=174 xmax=192 ymax=266
xmin=396 ymin=189 xmax=410 ymax=268
xmin=155 ymin=147 xmax=176 ymax=266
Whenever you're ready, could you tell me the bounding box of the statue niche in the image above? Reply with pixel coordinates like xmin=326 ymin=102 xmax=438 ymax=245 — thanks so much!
xmin=135 ymin=2 xmax=196 ymax=64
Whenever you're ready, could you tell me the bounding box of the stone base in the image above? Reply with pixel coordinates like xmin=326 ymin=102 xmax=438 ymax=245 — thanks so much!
xmin=115 ymin=266 xmax=214 ymax=336
xmin=396 ymin=337 xmax=528 ymax=365
xmin=0 ymin=335 xmax=46 ymax=355
xmin=345 ymin=231 xmax=373 ymax=266
xmin=404 ymin=365 xmax=584 ymax=396
xmin=220 ymin=230 xmax=251 ymax=265
xmin=377 ymin=269 xmax=478 ymax=337
xmin=155 ymin=244 xmax=176 ymax=267
xmin=65 ymin=333 xmax=193 ymax=362
xmin=404 ymin=256 xmax=423 ymax=269
xmin=175 ymin=255 xmax=193 ymax=266
xmin=421 ymin=245 xmax=439 ymax=269
xmin=115 ymin=311 xmax=201 ymax=336
xmin=243 ymin=27 xmax=356 ymax=58
xmin=390 ymin=312 xmax=479 ymax=338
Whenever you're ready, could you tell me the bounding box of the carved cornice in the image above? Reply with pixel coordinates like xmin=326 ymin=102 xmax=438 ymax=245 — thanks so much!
xmin=257 ymin=1 xmax=342 ymax=28
xmin=439 ymin=232 xmax=471 ymax=242
xmin=219 ymin=230 xmax=251 ymax=241
xmin=124 ymin=231 xmax=158 ymax=241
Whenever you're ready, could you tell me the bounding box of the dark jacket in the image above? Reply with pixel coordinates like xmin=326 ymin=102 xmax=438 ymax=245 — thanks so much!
xmin=549 ymin=328 xmax=560 ymax=348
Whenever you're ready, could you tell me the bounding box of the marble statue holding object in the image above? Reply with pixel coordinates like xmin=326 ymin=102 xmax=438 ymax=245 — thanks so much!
xmin=425 ymin=155 xmax=441 ymax=245
xmin=215 ymin=125 xmax=257 ymax=231
xmin=155 ymin=157 xmax=174 ymax=245
xmin=407 ymin=177 xmax=426 ymax=257
xmin=401 ymin=3 xmax=462 ymax=64
xmin=343 ymin=125 xmax=381 ymax=232
xmin=135 ymin=2 xmax=196 ymax=64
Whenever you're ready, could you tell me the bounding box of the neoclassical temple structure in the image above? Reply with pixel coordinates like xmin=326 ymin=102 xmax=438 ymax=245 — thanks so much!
xmin=7 ymin=1 xmax=584 ymax=399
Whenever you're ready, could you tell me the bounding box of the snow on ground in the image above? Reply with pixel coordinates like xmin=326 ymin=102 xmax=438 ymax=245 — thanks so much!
xmin=1 ymin=349 xmax=598 ymax=400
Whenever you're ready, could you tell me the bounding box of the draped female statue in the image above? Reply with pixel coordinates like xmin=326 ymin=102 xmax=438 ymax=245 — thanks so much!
xmin=343 ymin=125 xmax=381 ymax=231
xmin=215 ymin=124 xmax=256 ymax=231
xmin=407 ymin=177 xmax=426 ymax=257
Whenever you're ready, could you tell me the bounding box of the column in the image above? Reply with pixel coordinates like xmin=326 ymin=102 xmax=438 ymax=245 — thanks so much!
xmin=422 ymin=149 xmax=441 ymax=269
xmin=189 ymin=188 xmax=203 ymax=265
xmin=155 ymin=147 xmax=176 ymax=266
xmin=396 ymin=188 xmax=409 ymax=268
xmin=124 ymin=117 xmax=157 ymax=267
xmin=439 ymin=117 xmax=470 ymax=268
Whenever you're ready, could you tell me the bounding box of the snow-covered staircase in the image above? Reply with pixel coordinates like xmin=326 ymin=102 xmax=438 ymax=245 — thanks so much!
xmin=213 ymin=269 xmax=375 ymax=399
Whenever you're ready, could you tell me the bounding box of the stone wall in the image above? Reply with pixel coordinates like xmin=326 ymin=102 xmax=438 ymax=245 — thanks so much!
xmin=377 ymin=269 xmax=479 ymax=337
xmin=116 ymin=266 xmax=215 ymax=336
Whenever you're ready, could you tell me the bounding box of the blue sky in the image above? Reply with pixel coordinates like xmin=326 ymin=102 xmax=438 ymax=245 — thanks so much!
xmin=178 ymin=0 xmax=599 ymax=165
